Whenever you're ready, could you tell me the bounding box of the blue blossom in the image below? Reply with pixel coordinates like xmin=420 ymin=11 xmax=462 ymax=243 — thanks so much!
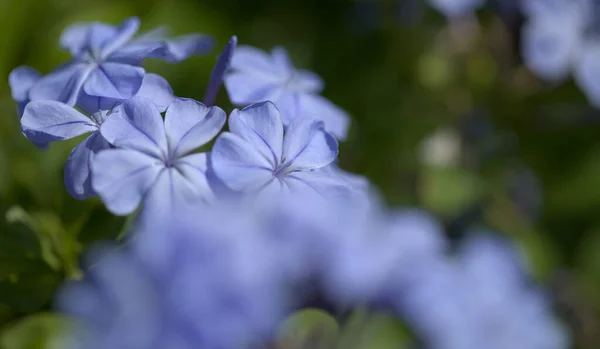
xmin=521 ymin=0 xmax=600 ymax=106
xmin=426 ymin=0 xmax=486 ymax=17
xmin=223 ymin=45 xmax=350 ymax=140
xmin=23 ymin=17 xmax=213 ymax=106
xmin=20 ymin=74 xmax=175 ymax=199
xmin=91 ymin=96 xmax=225 ymax=215
xmin=390 ymin=232 xmax=570 ymax=349
xmin=57 ymin=206 xmax=289 ymax=349
xmin=210 ymin=101 xmax=352 ymax=199
xmin=8 ymin=66 xmax=41 ymax=117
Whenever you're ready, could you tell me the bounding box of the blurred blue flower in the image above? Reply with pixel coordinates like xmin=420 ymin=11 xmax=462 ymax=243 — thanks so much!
xmin=8 ymin=66 xmax=41 ymax=117
xmin=57 ymin=206 xmax=289 ymax=349
xmin=223 ymin=45 xmax=350 ymax=140
xmin=92 ymin=96 xmax=225 ymax=215
xmin=22 ymin=17 xmax=213 ymax=106
xmin=426 ymin=0 xmax=485 ymax=17
xmin=391 ymin=232 xmax=570 ymax=349
xmin=20 ymin=74 xmax=174 ymax=199
xmin=521 ymin=0 xmax=600 ymax=107
xmin=211 ymin=101 xmax=352 ymax=199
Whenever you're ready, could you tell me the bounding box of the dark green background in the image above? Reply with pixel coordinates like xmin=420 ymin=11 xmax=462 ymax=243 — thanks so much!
xmin=0 ymin=0 xmax=598 ymax=347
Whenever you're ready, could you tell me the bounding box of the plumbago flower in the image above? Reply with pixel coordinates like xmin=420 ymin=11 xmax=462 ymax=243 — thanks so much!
xmin=521 ymin=0 xmax=600 ymax=106
xmin=210 ymin=101 xmax=353 ymax=200
xmin=19 ymin=17 xmax=213 ymax=106
xmin=20 ymin=74 xmax=175 ymax=199
xmin=223 ymin=45 xmax=350 ymax=140
xmin=91 ymin=96 xmax=225 ymax=215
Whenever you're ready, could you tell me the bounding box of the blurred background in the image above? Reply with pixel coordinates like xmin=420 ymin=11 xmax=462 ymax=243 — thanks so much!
xmin=0 ymin=0 xmax=599 ymax=347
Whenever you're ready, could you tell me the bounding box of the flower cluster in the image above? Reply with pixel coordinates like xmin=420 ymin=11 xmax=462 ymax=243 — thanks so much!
xmin=8 ymin=17 xmax=570 ymax=349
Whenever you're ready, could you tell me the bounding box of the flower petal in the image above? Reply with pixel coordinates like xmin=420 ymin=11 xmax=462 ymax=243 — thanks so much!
xmin=91 ymin=149 xmax=162 ymax=215
xmin=283 ymin=170 xmax=353 ymax=200
xmin=204 ymin=36 xmax=237 ymax=106
xmin=100 ymin=96 xmax=168 ymax=159
xmin=175 ymin=153 xmax=215 ymax=200
xmin=282 ymin=119 xmax=338 ymax=171
xmin=59 ymin=22 xmax=93 ymax=56
xmin=84 ymin=62 xmax=145 ymax=100
xmin=160 ymin=34 xmax=215 ymax=63
xmin=224 ymin=72 xmax=281 ymax=105
xmin=107 ymin=42 xmax=164 ymax=65
xmin=29 ymin=62 xmax=93 ymax=106
xmin=164 ymin=98 xmax=225 ymax=158
xmin=228 ymin=101 xmax=283 ymax=167
xmin=136 ymin=73 xmax=175 ymax=112
xmin=278 ymin=93 xmax=350 ymax=141
xmin=9 ymin=66 xmax=41 ymax=103
xmin=64 ymin=132 xmax=110 ymax=200
xmin=230 ymin=45 xmax=290 ymax=76
xmin=211 ymin=133 xmax=273 ymax=191
xmin=21 ymin=100 xmax=98 ymax=143
xmin=99 ymin=17 xmax=141 ymax=59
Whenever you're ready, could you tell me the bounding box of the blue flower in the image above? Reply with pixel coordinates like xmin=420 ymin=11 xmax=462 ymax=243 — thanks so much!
xmin=25 ymin=17 xmax=213 ymax=106
xmin=91 ymin=96 xmax=225 ymax=215
xmin=20 ymin=74 xmax=175 ymax=199
xmin=426 ymin=0 xmax=485 ymax=17
xmin=223 ymin=45 xmax=350 ymax=140
xmin=56 ymin=206 xmax=289 ymax=349
xmin=203 ymin=35 xmax=237 ymax=106
xmin=8 ymin=66 xmax=41 ymax=117
xmin=210 ymin=101 xmax=352 ymax=199
xmin=521 ymin=0 xmax=600 ymax=106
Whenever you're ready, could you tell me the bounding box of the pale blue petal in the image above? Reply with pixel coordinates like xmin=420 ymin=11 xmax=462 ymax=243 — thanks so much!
xmin=283 ymin=170 xmax=353 ymax=199
xmin=161 ymin=34 xmax=215 ymax=63
xmin=99 ymin=17 xmax=141 ymax=59
xmin=229 ymin=101 xmax=283 ymax=168
xmin=521 ymin=18 xmax=580 ymax=81
xmin=9 ymin=66 xmax=41 ymax=103
xmin=107 ymin=42 xmax=164 ymax=65
xmin=136 ymin=73 xmax=175 ymax=112
xmin=282 ymin=119 xmax=338 ymax=171
xmin=91 ymin=149 xmax=162 ymax=215
xmin=77 ymin=73 xmax=174 ymax=115
xmin=211 ymin=133 xmax=273 ymax=191
xmin=129 ymin=26 xmax=170 ymax=44
xmin=230 ymin=45 xmax=290 ymax=76
xmin=21 ymin=100 xmax=98 ymax=143
xmin=270 ymin=47 xmax=294 ymax=72
xmin=84 ymin=62 xmax=145 ymax=100
xmin=164 ymin=98 xmax=226 ymax=158
xmin=59 ymin=22 xmax=92 ymax=57
xmin=204 ymin=36 xmax=237 ymax=106
xmin=224 ymin=72 xmax=281 ymax=105
xmin=29 ymin=62 xmax=93 ymax=106
xmin=175 ymin=152 xmax=215 ymax=200
xmin=575 ymin=42 xmax=600 ymax=107
xmin=64 ymin=132 xmax=110 ymax=200
xmin=295 ymin=94 xmax=350 ymax=140
xmin=100 ymin=96 xmax=168 ymax=159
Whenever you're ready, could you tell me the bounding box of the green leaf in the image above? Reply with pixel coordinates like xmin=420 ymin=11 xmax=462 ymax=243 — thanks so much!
xmin=276 ymin=308 xmax=339 ymax=349
xmin=0 ymin=313 xmax=75 ymax=349
xmin=419 ymin=165 xmax=482 ymax=216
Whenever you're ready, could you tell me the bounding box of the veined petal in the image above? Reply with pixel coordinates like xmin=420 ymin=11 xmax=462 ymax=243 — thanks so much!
xmin=211 ymin=133 xmax=273 ymax=191
xmin=100 ymin=96 xmax=168 ymax=159
xmin=9 ymin=66 xmax=41 ymax=102
xmin=84 ymin=62 xmax=145 ymax=100
xmin=107 ymin=42 xmax=164 ymax=66
xmin=21 ymin=100 xmax=98 ymax=142
xmin=99 ymin=17 xmax=141 ymax=59
xmin=283 ymin=170 xmax=353 ymax=200
xmin=204 ymin=36 xmax=237 ymax=106
xmin=282 ymin=119 xmax=338 ymax=171
xmin=91 ymin=149 xmax=162 ymax=215
xmin=175 ymin=152 xmax=214 ymax=201
xmin=136 ymin=73 xmax=175 ymax=112
xmin=230 ymin=45 xmax=290 ymax=77
xmin=164 ymin=98 xmax=225 ymax=158
xmin=29 ymin=62 xmax=93 ymax=106
xmin=228 ymin=101 xmax=283 ymax=167
xmin=64 ymin=132 xmax=110 ymax=200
